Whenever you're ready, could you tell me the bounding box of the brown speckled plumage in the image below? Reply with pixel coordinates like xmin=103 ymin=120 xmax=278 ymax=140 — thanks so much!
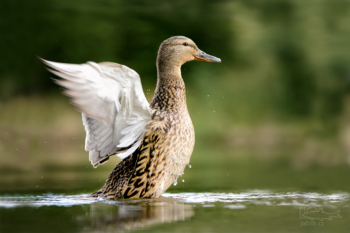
xmin=90 ymin=36 xmax=220 ymax=199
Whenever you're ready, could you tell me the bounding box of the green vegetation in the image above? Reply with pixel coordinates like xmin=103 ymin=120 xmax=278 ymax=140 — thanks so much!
xmin=1 ymin=0 xmax=350 ymax=193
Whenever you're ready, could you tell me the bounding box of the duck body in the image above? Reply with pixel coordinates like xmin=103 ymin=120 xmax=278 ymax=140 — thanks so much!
xmin=42 ymin=36 xmax=220 ymax=199
xmin=91 ymin=83 xmax=194 ymax=198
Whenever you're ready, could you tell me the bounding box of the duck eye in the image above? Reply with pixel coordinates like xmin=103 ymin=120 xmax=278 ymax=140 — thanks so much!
xmin=183 ymin=42 xmax=188 ymax=46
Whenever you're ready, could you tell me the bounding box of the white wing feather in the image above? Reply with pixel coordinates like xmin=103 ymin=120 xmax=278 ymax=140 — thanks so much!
xmin=41 ymin=59 xmax=152 ymax=167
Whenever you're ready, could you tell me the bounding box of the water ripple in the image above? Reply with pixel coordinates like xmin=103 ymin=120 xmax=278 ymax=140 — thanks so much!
xmin=0 ymin=190 xmax=348 ymax=208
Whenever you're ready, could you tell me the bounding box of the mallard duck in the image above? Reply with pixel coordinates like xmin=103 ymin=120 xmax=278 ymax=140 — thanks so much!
xmin=42 ymin=36 xmax=220 ymax=198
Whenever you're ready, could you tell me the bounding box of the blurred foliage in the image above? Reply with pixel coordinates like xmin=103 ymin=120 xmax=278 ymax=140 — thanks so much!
xmin=1 ymin=0 xmax=350 ymax=193
xmin=1 ymin=0 xmax=350 ymax=120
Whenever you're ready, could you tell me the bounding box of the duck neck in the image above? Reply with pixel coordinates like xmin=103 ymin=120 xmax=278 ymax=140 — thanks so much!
xmin=150 ymin=63 xmax=187 ymax=112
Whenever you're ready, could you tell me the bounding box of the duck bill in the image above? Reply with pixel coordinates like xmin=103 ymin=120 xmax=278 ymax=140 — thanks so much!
xmin=194 ymin=49 xmax=221 ymax=63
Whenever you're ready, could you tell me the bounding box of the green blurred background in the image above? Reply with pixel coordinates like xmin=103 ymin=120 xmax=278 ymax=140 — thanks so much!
xmin=1 ymin=0 xmax=350 ymax=194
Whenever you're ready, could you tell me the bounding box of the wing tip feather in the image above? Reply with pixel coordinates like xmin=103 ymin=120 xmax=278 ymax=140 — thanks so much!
xmin=92 ymin=155 xmax=110 ymax=168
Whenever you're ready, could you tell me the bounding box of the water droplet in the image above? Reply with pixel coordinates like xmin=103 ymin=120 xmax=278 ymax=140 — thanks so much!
xmin=207 ymin=95 xmax=209 ymax=97
xmin=188 ymin=164 xmax=192 ymax=168
xmin=173 ymin=178 xmax=178 ymax=186
xmin=41 ymin=176 xmax=43 ymax=179
xmin=214 ymin=111 xmax=215 ymax=113
xmin=182 ymin=179 xmax=185 ymax=182
xmin=36 ymin=185 xmax=38 ymax=188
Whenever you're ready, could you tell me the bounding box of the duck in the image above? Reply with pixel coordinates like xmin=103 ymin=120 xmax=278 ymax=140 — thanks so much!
xmin=41 ymin=36 xmax=221 ymax=198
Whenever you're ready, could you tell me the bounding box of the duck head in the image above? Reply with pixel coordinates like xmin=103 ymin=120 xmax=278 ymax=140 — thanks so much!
xmin=157 ymin=36 xmax=221 ymax=73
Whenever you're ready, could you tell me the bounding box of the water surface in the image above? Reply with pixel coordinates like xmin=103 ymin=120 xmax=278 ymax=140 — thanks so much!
xmin=1 ymin=190 xmax=349 ymax=233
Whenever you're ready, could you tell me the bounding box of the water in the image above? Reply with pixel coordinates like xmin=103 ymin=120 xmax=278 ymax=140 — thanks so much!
xmin=0 ymin=190 xmax=349 ymax=233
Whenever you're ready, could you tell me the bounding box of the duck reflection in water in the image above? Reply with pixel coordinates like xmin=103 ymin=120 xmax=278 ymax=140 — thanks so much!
xmin=77 ymin=200 xmax=193 ymax=232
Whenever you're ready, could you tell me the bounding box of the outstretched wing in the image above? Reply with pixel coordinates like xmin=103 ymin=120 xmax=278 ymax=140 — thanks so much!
xmin=41 ymin=59 xmax=152 ymax=167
